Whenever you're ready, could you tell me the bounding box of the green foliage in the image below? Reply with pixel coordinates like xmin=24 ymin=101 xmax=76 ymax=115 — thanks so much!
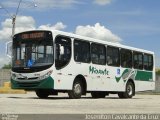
xmin=2 ymin=63 xmax=11 ymax=69
xmin=156 ymin=69 xmax=160 ymax=75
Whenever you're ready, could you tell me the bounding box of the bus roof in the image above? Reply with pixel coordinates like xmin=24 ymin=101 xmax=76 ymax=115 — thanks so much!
xmin=51 ymin=30 xmax=154 ymax=55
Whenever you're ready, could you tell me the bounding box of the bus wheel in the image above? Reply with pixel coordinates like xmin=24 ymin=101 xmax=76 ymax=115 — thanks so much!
xmin=35 ymin=89 xmax=49 ymax=99
xmin=68 ymin=80 xmax=83 ymax=99
xmin=118 ymin=81 xmax=134 ymax=99
xmin=91 ymin=92 xmax=106 ymax=98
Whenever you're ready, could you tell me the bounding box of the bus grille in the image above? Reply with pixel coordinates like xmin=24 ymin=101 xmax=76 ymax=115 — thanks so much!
xmin=17 ymin=77 xmax=39 ymax=81
xmin=18 ymin=81 xmax=40 ymax=87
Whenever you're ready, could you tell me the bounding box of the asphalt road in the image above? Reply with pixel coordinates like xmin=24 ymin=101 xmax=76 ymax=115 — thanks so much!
xmin=0 ymin=92 xmax=160 ymax=114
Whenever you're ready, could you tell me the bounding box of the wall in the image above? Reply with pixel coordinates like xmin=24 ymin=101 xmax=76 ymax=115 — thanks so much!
xmin=0 ymin=69 xmax=11 ymax=87
xmin=155 ymin=75 xmax=160 ymax=92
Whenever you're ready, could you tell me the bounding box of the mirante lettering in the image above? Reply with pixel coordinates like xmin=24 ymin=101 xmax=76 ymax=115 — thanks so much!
xmin=89 ymin=66 xmax=109 ymax=75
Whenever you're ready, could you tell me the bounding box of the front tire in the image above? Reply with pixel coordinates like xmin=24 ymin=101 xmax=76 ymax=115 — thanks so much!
xmin=68 ymin=80 xmax=83 ymax=99
xmin=118 ymin=81 xmax=135 ymax=99
xmin=35 ymin=89 xmax=49 ymax=99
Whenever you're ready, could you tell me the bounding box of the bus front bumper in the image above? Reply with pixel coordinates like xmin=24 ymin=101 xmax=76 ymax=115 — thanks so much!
xmin=11 ymin=76 xmax=54 ymax=90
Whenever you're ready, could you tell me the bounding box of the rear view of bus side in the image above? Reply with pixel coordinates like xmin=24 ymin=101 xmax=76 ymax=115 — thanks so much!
xmin=11 ymin=30 xmax=155 ymax=99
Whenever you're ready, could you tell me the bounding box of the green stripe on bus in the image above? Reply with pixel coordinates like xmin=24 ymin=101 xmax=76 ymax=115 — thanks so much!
xmin=115 ymin=69 xmax=153 ymax=82
xmin=135 ymin=70 xmax=153 ymax=81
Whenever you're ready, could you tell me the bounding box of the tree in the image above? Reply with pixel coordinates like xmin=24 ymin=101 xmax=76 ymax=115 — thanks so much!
xmin=156 ymin=69 xmax=160 ymax=75
xmin=2 ymin=63 xmax=11 ymax=69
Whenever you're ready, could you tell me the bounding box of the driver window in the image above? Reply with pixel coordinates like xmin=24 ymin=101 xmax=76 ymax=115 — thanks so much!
xmin=55 ymin=36 xmax=71 ymax=69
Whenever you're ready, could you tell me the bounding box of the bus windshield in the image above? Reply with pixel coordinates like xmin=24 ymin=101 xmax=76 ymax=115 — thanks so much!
xmin=12 ymin=31 xmax=53 ymax=72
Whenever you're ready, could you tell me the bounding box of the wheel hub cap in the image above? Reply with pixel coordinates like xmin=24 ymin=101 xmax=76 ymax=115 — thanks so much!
xmin=74 ymin=84 xmax=81 ymax=94
xmin=127 ymin=85 xmax=133 ymax=96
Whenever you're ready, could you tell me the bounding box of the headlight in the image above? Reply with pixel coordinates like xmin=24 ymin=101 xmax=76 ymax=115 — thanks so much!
xmin=38 ymin=70 xmax=53 ymax=80
xmin=11 ymin=73 xmax=16 ymax=80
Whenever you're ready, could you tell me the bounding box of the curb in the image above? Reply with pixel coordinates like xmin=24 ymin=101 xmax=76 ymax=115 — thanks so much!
xmin=0 ymin=82 xmax=27 ymax=94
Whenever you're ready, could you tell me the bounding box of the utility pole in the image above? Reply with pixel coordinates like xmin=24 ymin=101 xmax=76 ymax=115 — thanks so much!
xmin=12 ymin=15 xmax=16 ymax=38
xmin=12 ymin=0 xmax=22 ymax=37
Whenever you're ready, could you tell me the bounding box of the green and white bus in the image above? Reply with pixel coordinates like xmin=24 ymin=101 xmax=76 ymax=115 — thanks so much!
xmin=11 ymin=30 xmax=155 ymax=99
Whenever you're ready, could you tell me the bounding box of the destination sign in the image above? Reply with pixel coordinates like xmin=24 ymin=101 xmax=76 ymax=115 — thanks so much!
xmin=21 ymin=32 xmax=45 ymax=40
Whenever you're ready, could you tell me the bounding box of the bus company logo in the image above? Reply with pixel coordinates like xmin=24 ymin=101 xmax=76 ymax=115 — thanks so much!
xmin=115 ymin=69 xmax=136 ymax=83
xmin=89 ymin=66 xmax=109 ymax=75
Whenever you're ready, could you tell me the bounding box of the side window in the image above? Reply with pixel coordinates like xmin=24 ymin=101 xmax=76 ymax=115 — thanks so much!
xmin=133 ymin=52 xmax=143 ymax=70
xmin=55 ymin=36 xmax=71 ymax=69
xmin=107 ymin=46 xmax=120 ymax=67
xmin=144 ymin=54 xmax=153 ymax=71
xmin=74 ymin=39 xmax=90 ymax=63
xmin=91 ymin=43 xmax=106 ymax=65
xmin=121 ymin=49 xmax=132 ymax=68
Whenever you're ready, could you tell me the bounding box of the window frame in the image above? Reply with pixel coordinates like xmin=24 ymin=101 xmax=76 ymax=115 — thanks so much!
xmin=74 ymin=39 xmax=91 ymax=63
xmin=143 ymin=53 xmax=153 ymax=71
xmin=133 ymin=51 xmax=143 ymax=70
xmin=91 ymin=43 xmax=106 ymax=65
xmin=55 ymin=35 xmax=72 ymax=70
xmin=120 ymin=48 xmax=133 ymax=68
xmin=106 ymin=46 xmax=120 ymax=67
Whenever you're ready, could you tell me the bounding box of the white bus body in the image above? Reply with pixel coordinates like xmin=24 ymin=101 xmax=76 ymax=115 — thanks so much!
xmin=11 ymin=30 xmax=155 ymax=99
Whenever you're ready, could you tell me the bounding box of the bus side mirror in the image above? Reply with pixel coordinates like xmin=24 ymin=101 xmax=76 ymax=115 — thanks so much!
xmin=6 ymin=41 xmax=12 ymax=58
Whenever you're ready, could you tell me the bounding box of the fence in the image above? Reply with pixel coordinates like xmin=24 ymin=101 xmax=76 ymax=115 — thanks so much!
xmin=156 ymin=75 xmax=160 ymax=92
xmin=0 ymin=69 xmax=11 ymax=87
xmin=0 ymin=69 xmax=160 ymax=92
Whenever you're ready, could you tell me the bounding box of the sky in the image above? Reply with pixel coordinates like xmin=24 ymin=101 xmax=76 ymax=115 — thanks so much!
xmin=0 ymin=0 xmax=160 ymax=68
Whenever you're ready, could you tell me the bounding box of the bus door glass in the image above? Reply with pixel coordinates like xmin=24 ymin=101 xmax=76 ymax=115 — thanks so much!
xmin=55 ymin=36 xmax=71 ymax=69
